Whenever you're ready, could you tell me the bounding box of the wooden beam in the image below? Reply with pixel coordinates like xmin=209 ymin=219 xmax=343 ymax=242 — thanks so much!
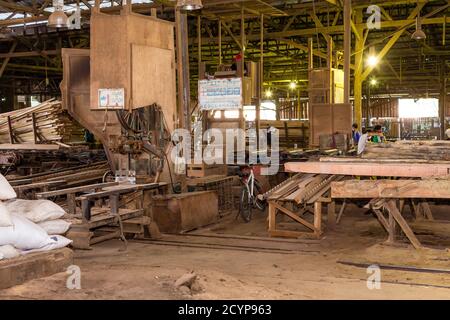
xmin=385 ymin=200 xmax=422 ymax=249
xmin=361 ymin=2 xmax=425 ymax=81
xmin=0 ymin=143 xmax=59 ymax=150
xmin=285 ymin=161 xmax=450 ymax=178
xmin=0 ymin=50 xmax=58 ymax=59
xmin=331 ymin=179 xmax=450 ymax=199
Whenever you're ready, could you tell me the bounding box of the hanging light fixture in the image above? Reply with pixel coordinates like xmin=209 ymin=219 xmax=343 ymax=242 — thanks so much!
xmin=176 ymin=0 xmax=203 ymax=11
xmin=48 ymin=0 xmax=68 ymax=28
xmin=411 ymin=13 xmax=426 ymax=40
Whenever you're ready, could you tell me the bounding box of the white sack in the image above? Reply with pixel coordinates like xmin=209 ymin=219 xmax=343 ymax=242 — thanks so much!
xmin=5 ymin=199 xmax=65 ymax=223
xmin=0 ymin=201 xmax=12 ymax=227
xmin=20 ymin=235 xmax=72 ymax=255
xmin=0 ymin=213 xmax=55 ymax=250
xmin=0 ymin=244 xmax=20 ymax=259
xmin=38 ymin=219 xmax=71 ymax=235
xmin=0 ymin=174 xmax=16 ymax=200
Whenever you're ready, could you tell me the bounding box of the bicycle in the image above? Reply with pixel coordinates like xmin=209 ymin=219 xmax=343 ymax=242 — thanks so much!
xmin=237 ymin=166 xmax=266 ymax=222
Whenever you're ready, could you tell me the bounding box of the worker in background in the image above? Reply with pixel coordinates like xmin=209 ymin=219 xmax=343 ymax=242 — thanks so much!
xmin=351 ymin=123 xmax=361 ymax=145
xmin=357 ymin=128 xmax=370 ymax=155
xmin=445 ymin=126 xmax=450 ymax=140
xmin=370 ymin=125 xmax=384 ymax=143
xmin=231 ymin=53 xmax=248 ymax=76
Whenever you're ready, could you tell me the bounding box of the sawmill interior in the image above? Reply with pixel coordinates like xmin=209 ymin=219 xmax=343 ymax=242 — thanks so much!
xmin=0 ymin=0 xmax=450 ymax=302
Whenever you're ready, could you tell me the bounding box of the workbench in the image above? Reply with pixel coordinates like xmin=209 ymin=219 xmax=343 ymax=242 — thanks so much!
xmin=36 ymin=182 xmax=168 ymax=249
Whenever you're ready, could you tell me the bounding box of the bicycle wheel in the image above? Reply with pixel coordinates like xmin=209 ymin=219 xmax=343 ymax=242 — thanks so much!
xmin=239 ymin=186 xmax=252 ymax=222
xmin=253 ymin=180 xmax=267 ymax=211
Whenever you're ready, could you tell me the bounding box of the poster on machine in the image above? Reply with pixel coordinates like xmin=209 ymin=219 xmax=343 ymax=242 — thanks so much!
xmin=98 ymin=88 xmax=125 ymax=109
xmin=198 ymin=78 xmax=242 ymax=110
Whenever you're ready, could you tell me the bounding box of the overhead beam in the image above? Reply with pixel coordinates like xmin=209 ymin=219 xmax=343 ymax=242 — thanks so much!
xmin=361 ymin=2 xmax=425 ymax=81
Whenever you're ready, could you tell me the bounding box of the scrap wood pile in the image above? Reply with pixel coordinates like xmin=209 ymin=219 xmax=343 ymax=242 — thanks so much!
xmin=0 ymin=147 xmax=107 ymax=175
xmin=362 ymin=140 xmax=450 ymax=161
xmin=0 ymin=99 xmax=84 ymax=144
xmin=7 ymin=161 xmax=110 ymax=185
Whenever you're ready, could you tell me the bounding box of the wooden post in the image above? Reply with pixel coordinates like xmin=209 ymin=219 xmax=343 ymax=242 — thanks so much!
xmin=175 ymin=9 xmax=191 ymax=131
xmin=197 ymin=15 xmax=202 ymax=64
xmin=327 ymin=200 xmax=336 ymax=230
xmin=218 ymin=19 xmax=222 ymax=65
xmin=31 ymin=112 xmax=38 ymax=143
xmin=354 ymin=9 xmax=364 ymax=128
xmin=314 ymin=201 xmax=322 ymax=236
xmin=268 ymin=201 xmax=276 ymax=233
xmin=7 ymin=116 xmax=14 ymax=144
xmin=343 ymin=0 xmax=351 ymax=104
xmin=67 ymin=193 xmax=76 ymax=215
xmin=387 ymin=211 xmax=396 ymax=243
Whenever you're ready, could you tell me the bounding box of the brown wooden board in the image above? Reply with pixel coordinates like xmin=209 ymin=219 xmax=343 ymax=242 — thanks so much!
xmin=152 ymin=191 xmax=219 ymax=233
xmin=0 ymin=248 xmax=73 ymax=290
xmin=331 ymin=179 xmax=450 ymax=199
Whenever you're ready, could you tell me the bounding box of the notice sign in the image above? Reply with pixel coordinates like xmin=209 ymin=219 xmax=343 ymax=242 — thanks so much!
xmin=98 ymin=88 xmax=125 ymax=109
xmin=199 ymin=78 xmax=242 ymax=110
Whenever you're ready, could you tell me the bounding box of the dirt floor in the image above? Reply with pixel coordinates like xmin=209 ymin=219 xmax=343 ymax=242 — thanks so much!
xmin=1 ymin=203 xmax=450 ymax=300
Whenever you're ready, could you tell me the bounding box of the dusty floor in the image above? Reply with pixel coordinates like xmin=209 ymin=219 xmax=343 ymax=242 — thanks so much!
xmin=1 ymin=204 xmax=450 ymax=300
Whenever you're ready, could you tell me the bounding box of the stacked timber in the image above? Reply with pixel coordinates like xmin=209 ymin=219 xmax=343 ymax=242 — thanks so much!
xmin=0 ymin=99 xmax=84 ymax=144
xmin=362 ymin=140 xmax=450 ymax=161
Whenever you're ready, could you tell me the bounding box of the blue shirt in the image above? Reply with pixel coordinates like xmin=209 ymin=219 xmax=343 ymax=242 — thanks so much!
xmin=352 ymin=130 xmax=361 ymax=144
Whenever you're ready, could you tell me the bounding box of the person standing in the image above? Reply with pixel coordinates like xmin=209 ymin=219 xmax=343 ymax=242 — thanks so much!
xmin=445 ymin=126 xmax=450 ymax=140
xmin=352 ymin=123 xmax=361 ymax=145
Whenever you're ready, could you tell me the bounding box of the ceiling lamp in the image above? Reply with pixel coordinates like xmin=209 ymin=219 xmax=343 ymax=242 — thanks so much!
xmin=176 ymin=0 xmax=203 ymax=11
xmin=48 ymin=0 xmax=68 ymax=28
xmin=411 ymin=15 xmax=426 ymax=40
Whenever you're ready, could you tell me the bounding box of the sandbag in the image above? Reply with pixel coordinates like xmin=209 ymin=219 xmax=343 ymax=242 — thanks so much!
xmin=5 ymin=199 xmax=65 ymax=223
xmin=0 ymin=174 xmax=16 ymax=200
xmin=38 ymin=219 xmax=71 ymax=235
xmin=0 ymin=244 xmax=20 ymax=259
xmin=21 ymin=235 xmax=72 ymax=255
xmin=0 ymin=213 xmax=55 ymax=250
xmin=0 ymin=201 xmax=12 ymax=227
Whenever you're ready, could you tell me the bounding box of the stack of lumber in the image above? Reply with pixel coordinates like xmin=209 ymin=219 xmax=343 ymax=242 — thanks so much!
xmin=362 ymin=140 xmax=450 ymax=161
xmin=262 ymin=173 xmax=344 ymax=204
xmin=0 ymin=99 xmax=84 ymax=144
xmin=7 ymin=161 xmax=110 ymax=187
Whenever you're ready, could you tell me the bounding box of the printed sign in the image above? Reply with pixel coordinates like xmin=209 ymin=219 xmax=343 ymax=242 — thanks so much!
xmin=98 ymin=88 xmax=125 ymax=109
xmin=199 ymin=78 xmax=242 ymax=110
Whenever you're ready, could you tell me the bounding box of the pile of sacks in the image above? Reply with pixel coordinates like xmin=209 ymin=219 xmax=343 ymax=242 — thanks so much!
xmin=0 ymin=174 xmax=72 ymax=261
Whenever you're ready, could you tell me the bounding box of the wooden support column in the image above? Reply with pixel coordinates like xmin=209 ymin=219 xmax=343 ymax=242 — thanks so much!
xmin=343 ymin=0 xmax=351 ymax=104
xmin=240 ymin=8 xmax=245 ymax=130
xmin=314 ymin=201 xmax=322 ymax=236
xmin=327 ymin=200 xmax=336 ymax=230
xmin=175 ymin=9 xmax=191 ymax=131
xmin=218 ymin=19 xmax=222 ymax=65
xmin=353 ymin=10 xmax=364 ymax=128
xmin=439 ymin=57 xmax=446 ymax=140
xmin=327 ymin=36 xmax=333 ymax=103
xmin=257 ymin=13 xmax=264 ymax=148
xmin=308 ymin=37 xmax=314 ymax=70
xmin=197 ymin=15 xmax=202 ymax=64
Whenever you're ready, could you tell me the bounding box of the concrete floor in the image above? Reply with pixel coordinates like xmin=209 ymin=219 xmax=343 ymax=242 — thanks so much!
xmin=1 ymin=204 xmax=450 ymax=299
